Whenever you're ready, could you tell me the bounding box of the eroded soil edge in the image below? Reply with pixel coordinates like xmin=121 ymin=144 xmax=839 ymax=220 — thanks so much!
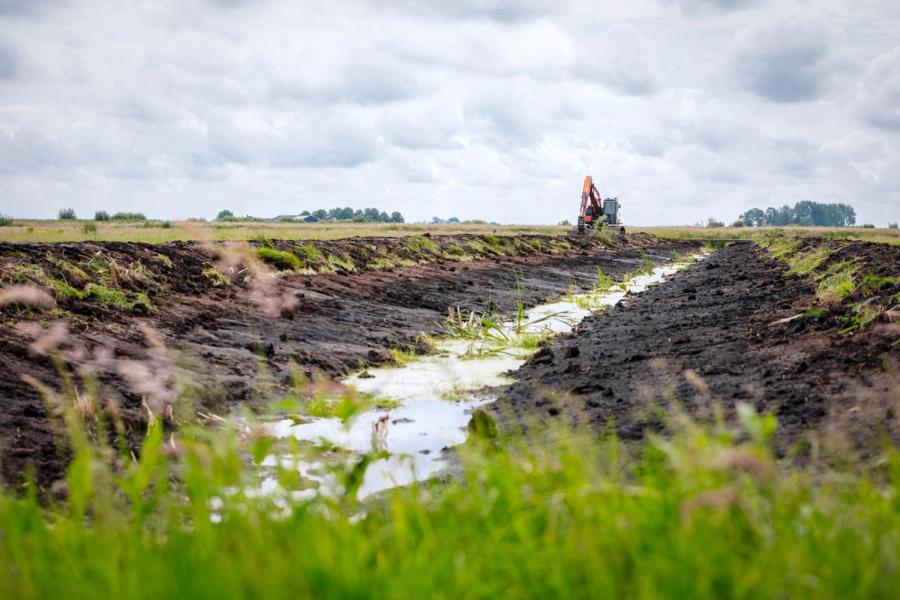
xmin=495 ymin=242 xmax=900 ymax=460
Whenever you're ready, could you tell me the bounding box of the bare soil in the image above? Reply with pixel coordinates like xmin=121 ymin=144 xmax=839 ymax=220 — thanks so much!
xmin=0 ymin=233 xmax=698 ymax=489
xmin=495 ymin=242 xmax=900 ymax=461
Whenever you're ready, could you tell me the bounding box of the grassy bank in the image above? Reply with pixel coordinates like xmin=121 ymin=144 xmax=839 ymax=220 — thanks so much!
xmin=633 ymin=225 xmax=900 ymax=246
xmin=1 ymin=402 xmax=898 ymax=598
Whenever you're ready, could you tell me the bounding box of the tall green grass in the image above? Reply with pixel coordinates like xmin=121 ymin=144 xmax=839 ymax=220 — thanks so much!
xmin=1 ymin=397 xmax=898 ymax=598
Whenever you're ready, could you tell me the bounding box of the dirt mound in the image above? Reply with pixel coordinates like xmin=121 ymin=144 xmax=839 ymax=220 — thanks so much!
xmin=496 ymin=241 xmax=900 ymax=460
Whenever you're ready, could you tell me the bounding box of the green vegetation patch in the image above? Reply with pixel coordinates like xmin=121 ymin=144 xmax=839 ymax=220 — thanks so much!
xmin=816 ymin=261 xmax=857 ymax=302
xmin=405 ymin=236 xmax=439 ymax=256
xmin=47 ymin=256 xmax=89 ymax=282
xmin=2 ymin=405 xmax=900 ymax=598
xmin=465 ymin=239 xmax=488 ymax=254
xmin=859 ymin=272 xmax=899 ymax=297
xmin=84 ymin=283 xmax=152 ymax=311
xmin=324 ymin=254 xmax=355 ymax=273
xmin=152 ymin=253 xmax=174 ymax=269
xmin=785 ymin=246 xmax=832 ymax=276
xmin=202 ymin=266 xmax=230 ymax=286
xmin=255 ymin=247 xmax=304 ymax=272
xmin=293 ymin=244 xmax=321 ymax=264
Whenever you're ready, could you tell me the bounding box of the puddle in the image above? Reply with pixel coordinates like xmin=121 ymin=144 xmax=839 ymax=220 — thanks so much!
xmin=260 ymin=256 xmax=703 ymax=499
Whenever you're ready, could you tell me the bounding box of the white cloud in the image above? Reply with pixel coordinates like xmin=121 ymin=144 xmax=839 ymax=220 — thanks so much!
xmin=0 ymin=0 xmax=897 ymax=226
xmin=660 ymin=0 xmax=760 ymax=16
xmin=576 ymin=23 xmax=659 ymax=96
xmin=729 ymin=20 xmax=847 ymax=103
xmin=857 ymin=47 xmax=900 ymax=131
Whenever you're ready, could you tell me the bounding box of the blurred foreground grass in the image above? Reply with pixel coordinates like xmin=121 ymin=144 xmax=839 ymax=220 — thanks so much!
xmin=1 ymin=400 xmax=898 ymax=599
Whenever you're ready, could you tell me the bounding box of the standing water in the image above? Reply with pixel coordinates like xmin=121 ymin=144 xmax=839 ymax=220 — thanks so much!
xmin=262 ymin=257 xmax=701 ymax=498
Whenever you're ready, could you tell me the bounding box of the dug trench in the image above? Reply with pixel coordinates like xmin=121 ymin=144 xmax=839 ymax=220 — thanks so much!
xmin=0 ymin=233 xmax=700 ymax=489
xmin=493 ymin=240 xmax=900 ymax=462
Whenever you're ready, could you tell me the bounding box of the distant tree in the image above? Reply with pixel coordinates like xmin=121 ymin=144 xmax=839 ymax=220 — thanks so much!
xmin=764 ymin=205 xmax=793 ymax=226
xmin=889 ymin=222 xmax=898 ymax=229
xmin=329 ymin=207 xmax=354 ymax=220
xmin=300 ymin=210 xmax=310 ymax=216
xmin=94 ymin=210 xmax=110 ymax=221
xmin=363 ymin=207 xmax=381 ymax=222
xmin=447 ymin=217 xmax=460 ymax=223
xmin=379 ymin=211 xmax=391 ymax=223
xmin=730 ymin=220 xmax=745 ymax=227
xmin=312 ymin=209 xmax=328 ymax=220
xmin=58 ymin=208 xmax=77 ymax=220
xmin=742 ymin=202 xmax=856 ymax=227
xmin=837 ymin=204 xmax=856 ymax=226
xmin=111 ymin=212 xmax=146 ymax=221
xmin=216 ymin=210 xmax=234 ymax=221
xmin=390 ymin=211 xmax=404 ymax=223
xmin=352 ymin=210 xmax=366 ymax=222
xmin=738 ymin=208 xmax=765 ymax=227
xmin=706 ymin=217 xmax=725 ymax=228
xmin=559 ymin=219 xmax=571 ymax=226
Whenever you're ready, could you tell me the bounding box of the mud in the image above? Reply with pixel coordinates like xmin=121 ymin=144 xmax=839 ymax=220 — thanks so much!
xmin=496 ymin=242 xmax=900 ymax=460
xmin=0 ymin=233 xmax=699 ymax=489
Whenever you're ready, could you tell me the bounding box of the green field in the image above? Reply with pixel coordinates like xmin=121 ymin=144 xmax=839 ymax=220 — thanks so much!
xmin=633 ymin=225 xmax=900 ymax=245
xmin=0 ymin=220 xmax=569 ymax=243
xmin=1 ymin=219 xmax=897 ymax=244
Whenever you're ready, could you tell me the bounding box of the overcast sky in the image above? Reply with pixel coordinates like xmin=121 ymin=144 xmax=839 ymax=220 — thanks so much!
xmin=1 ymin=0 xmax=898 ymax=225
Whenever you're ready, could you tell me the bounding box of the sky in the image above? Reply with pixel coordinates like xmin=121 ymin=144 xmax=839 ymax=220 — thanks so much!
xmin=0 ymin=0 xmax=898 ymax=225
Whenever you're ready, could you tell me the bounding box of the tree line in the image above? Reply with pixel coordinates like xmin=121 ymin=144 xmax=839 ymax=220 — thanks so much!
xmin=304 ymin=207 xmax=405 ymax=223
xmin=738 ymin=201 xmax=856 ymax=227
xmin=217 ymin=208 xmax=405 ymax=223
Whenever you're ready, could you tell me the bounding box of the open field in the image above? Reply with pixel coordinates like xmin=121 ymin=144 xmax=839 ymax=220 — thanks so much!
xmin=1 ymin=231 xmax=898 ymax=597
xmin=0 ymin=219 xmax=569 ymax=243
xmin=633 ymin=225 xmax=900 ymax=245
xmin=1 ymin=219 xmax=898 ymax=244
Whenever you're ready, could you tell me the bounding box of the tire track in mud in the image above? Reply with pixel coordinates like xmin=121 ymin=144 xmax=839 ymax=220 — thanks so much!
xmin=0 ymin=235 xmax=700 ymax=488
xmin=495 ymin=242 xmax=900 ymax=458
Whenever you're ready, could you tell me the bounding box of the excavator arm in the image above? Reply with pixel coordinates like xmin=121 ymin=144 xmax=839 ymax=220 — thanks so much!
xmin=579 ymin=176 xmax=603 ymax=223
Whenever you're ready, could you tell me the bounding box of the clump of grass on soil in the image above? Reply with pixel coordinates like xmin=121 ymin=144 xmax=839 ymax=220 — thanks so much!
xmin=785 ymin=246 xmax=832 ymax=276
xmin=255 ymin=247 xmax=303 ymax=271
xmin=293 ymin=244 xmax=321 ymax=263
xmin=405 ymin=236 xmax=439 ymax=256
xmin=324 ymin=254 xmax=355 ymax=272
xmin=817 ymin=261 xmax=856 ymax=302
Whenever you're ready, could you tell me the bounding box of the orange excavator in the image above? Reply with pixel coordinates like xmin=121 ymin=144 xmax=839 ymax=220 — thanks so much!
xmin=574 ymin=176 xmax=624 ymax=235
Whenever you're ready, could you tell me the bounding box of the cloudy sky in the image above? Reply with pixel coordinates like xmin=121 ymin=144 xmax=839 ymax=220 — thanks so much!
xmin=1 ymin=0 xmax=898 ymax=225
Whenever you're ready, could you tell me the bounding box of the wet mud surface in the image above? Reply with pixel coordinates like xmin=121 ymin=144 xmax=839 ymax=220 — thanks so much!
xmin=496 ymin=242 xmax=900 ymax=459
xmin=0 ymin=233 xmax=698 ymax=488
